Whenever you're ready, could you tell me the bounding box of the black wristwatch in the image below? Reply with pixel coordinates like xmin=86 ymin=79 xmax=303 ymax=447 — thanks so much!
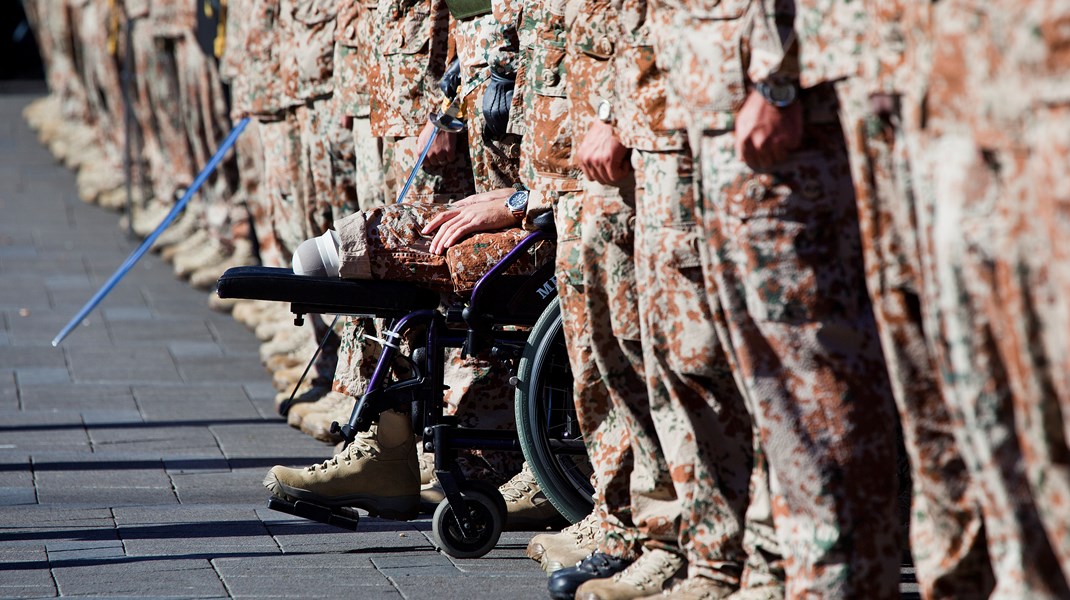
xmin=505 ymin=188 xmax=529 ymax=221
xmin=756 ymin=77 xmax=798 ymax=108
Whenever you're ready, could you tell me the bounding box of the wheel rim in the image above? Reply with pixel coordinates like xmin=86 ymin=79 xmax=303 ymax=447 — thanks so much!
xmin=527 ymin=314 xmax=594 ymax=508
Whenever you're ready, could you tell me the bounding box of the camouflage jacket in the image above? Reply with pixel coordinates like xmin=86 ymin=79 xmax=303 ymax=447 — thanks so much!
xmin=613 ymin=0 xmax=681 ymax=151
xmin=654 ymin=0 xmax=790 ymax=131
xmin=279 ymin=0 xmax=337 ymax=103
xmin=452 ymin=0 xmax=522 ymax=102
xmin=334 ymin=0 xmax=378 ymax=117
xmin=517 ymin=0 xmax=583 ymax=224
xmin=369 ymin=0 xmax=451 ymax=137
xmin=565 ymin=0 xmax=619 ymax=132
xmin=237 ymin=0 xmax=290 ymax=117
xmin=926 ymin=0 xmax=1070 ymax=149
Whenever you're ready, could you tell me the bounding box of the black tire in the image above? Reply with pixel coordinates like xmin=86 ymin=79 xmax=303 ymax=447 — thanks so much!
xmin=515 ymin=297 xmax=594 ymax=524
xmin=431 ymin=487 xmax=505 ymax=559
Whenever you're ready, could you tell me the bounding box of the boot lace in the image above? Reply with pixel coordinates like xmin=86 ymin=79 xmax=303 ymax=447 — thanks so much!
xmin=614 ymin=550 xmax=684 ymax=591
xmin=499 ymin=463 xmax=539 ymax=503
xmin=307 ymin=436 xmax=377 ymax=472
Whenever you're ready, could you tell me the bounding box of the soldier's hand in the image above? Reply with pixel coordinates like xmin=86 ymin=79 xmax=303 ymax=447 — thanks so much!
xmin=577 ymin=121 xmax=632 ymax=184
xmin=418 ymin=120 xmax=458 ymax=168
xmin=735 ymin=90 xmax=803 ymax=170
xmin=422 ymin=188 xmax=516 ymax=255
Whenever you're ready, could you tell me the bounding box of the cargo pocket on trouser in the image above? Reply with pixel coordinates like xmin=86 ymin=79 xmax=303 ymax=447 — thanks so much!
xmin=722 ymin=149 xmax=846 ymax=324
xmin=582 ymin=186 xmax=640 ymax=341
xmin=648 ymin=226 xmax=719 ymax=378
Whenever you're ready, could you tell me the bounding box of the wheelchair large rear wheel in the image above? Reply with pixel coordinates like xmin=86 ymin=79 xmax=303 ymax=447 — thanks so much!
xmin=515 ymin=297 xmax=594 ymax=523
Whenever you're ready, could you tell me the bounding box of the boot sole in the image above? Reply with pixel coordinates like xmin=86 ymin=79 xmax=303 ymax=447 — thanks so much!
xmin=264 ymin=473 xmax=419 ymax=520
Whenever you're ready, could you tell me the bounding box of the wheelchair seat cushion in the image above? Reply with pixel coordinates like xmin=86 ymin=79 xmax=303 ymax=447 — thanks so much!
xmin=216 ymin=266 xmax=441 ymax=317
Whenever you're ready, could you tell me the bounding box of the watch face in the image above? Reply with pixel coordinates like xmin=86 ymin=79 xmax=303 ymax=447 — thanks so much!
xmin=507 ymin=190 xmax=529 ymax=211
xmin=597 ymin=100 xmax=612 ymax=122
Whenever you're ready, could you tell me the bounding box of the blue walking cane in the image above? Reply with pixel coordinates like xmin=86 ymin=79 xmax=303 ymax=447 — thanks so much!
xmin=52 ymin=117 xmax=250 ymax=347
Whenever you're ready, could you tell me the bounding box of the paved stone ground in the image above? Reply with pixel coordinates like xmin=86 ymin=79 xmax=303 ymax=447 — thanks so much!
xmin=0 ymin=88 xmax=550 ymax=598
xmin=0 ymin=87 xmax=922 ymax=599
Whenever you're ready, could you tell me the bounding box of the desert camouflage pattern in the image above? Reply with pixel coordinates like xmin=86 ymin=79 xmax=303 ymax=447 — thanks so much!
xmin=459 ymin=79 xmax=523 ymax=192
xmin=633 ymin=146 xmax=755 ymax=583
xmin=827 ymin=2 xmax=996 ymax=594
xmin=293 ymin=97 xmax=359 ymax=230
xmin=350 ymin=117 xmax=387 ymax=211
xmin=130 ymin=18 xmax=193 ymax=204
xmin=334 ymin=0 xmax=377 ymax=118
xmin=236 ymin=0 xmax=289 ymax=117
xmin=688 ymin=121 xmax=901 ymax=598
xmin=369 ymin=0 xmax=450 ymax=138
xmin=553 ymin=189 xmax=636 ymax=560
xmin=836 ymin=76 xmax=994 ymax=600
xmin=611 ymin=0 xmax=680 ymax=152
xmin=516 ymin=0 xmax=583 ymax=194
xmin=149 ymin=0 xmax=198 ymax=37
xmin=24 ymin=0 xmax=90 ymax=124
xmin=912 ymin=1 xmax=1070 ymax=595
xmin=259 ymin=114 xmax=306 ymax=259
xmin=452 ymin=2 xmax=521 ymax=99
xmin=279 ymin=0 xmax=336 ymax=104
xmin=333 ymin=202 xmax=554 ymax=293
xmin=381 ymin=134 xmax=475 ymax=205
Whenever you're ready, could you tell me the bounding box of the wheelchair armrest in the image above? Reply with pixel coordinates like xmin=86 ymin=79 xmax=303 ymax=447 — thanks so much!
xmin=216 ymin=266 xmax=441 ymax=318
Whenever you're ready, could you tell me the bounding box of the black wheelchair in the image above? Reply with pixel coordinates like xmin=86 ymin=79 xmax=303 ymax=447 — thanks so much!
xmin=216 ymin=215 xmax=593 ymax=558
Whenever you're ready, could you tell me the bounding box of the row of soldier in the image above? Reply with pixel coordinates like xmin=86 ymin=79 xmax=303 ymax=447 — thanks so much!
xmin=20 ymin=0 xmax=1070 ymax=598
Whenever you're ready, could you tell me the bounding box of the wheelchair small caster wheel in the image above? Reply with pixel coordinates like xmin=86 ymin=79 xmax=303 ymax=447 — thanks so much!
xmin=431 ymin=487 xmax=506 ymax=558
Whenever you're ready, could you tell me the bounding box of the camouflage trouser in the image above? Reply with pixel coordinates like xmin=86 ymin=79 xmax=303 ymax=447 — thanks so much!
xmin=294 ymin=95 xmax=359 ymax=230
xmin=140 ymin=35 xmax=195 ymax=205
xmin=572 ymin=175 xmax=674 ymax=561
xmin=554 ymin=189 xmax=633 ymax=551
xmin=260 ymin=113 xmax=306 ymax=260
xmin=42 ymin=0 xmax=91 ymax=124
xmin=127 ymin=17 xmax=167 ymax=210
xmin=836 ymin=82 xmax=994 ymax=599
xmin=173 ymin=30 xmax=240 ymax=248
xmin=240 ymin=120 xmax=286 ymax=267
xmin=692 ymin=120 xmax=900 ymax=599
xmin=1020 ymin=105 xmax=1070 ymax=584
xmin=917 ymin=130 xmax=1070 ymax=598
xmin=334 ymin=202 xmax=553 ymax=293
xmin=72 ymin=0 xmax=124 ymax=182
xmin=633 ymin=148 xmax=753 ymax=582
xmin=352 ymin=116 xmax=386 ymax=211
xmin=381 ymin=135 xmax=474 ymax=205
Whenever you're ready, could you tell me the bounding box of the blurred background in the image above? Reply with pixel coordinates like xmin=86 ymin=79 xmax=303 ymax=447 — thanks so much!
xmin=2 ymin=1 xmax=44 ymax=80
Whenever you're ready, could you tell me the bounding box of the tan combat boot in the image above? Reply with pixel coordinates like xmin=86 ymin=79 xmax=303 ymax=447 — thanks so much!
xmin=499 ymin=462 xmax=565 ymax=531
xmin=529 ymin=510 xmax=600 ymax=573
xmin=576 ymin=548 xmax=687 ymax=600
xmin=263 ymin=409 xmax=420 ymax=518
xmin=299 ymin=393 xmax=356 ymax=443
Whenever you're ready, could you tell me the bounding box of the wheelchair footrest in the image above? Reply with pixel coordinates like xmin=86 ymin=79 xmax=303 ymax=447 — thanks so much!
xmin=267 ymin=496 xmax=360 ymax=531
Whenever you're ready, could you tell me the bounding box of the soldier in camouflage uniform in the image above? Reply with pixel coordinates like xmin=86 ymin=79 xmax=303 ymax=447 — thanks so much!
xmin=817 ymin=1 xmax=995 ymax=597
xmin=655 ymin=0 xmax=901 ymax=596
xmin=514 ymin=0 xmax=608 ymax=572
xmin=555 ymin=0 xmax=655 ymax=577
xmin=913 ymin=0 xmax=1070 ymax=595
